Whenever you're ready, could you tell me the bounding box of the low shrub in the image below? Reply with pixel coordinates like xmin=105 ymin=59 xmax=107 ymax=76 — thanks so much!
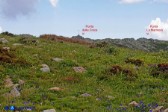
xmin=108 ymin=65 xmax=137 ymax=81
xmin=0 ymin=47 xmax=30 ymax=66
xmin=19 ymin=37 xmax=39 ymax=45
xmin=40 ymin=34 xmax=91 ymax=45
xmin=122 ymin=69 xmax=137 ymax=81
xmin=90 ymin=41 xmax=108 ymax=48
xmin=125 ymin=58 xmax=144 ymax=66
xmin=1 ymin=31 xmax=15 ymax=37
xmin=109 ymin=65 xmax=122 ymax=74
xmin=105 ymin=46 xmax=117 ymax=55
xmin=59 ymin=60 xmax=78 ymax=67
xmin=158 ymin=63 xmax=168 ymax=72
xmin=150 ymin=63 xmax=168 ymax=79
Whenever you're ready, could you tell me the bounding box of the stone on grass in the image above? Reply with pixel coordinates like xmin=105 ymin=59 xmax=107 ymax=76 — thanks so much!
xmin=33 ymin=54 xmax=38 ymax=57
xmin=3 ymin=76 xmax=21 ymax=98
xmin=2 ymin=47 xmax=10 ymax=52
xmin=52 ymin=58 xmax=63 ymax=62
xmin=40 ymin=64 xmax=50 ymax=73
xmin=136 ymin=92 xmax=143 ymax=97
xmin=96 ymin=98 xmax=101 ymax=101
xmin=10 ymin=86 xmax=21 ymax=97
xmin=18 ymin=79 xmax=25 ymax=85
xmin=129 ymin=101 xmax=139 ymax=107
xmin=72 ymin=50 xmax=77 ymax=53
xmin=49 ymin=87 xmax=63 ymax=91
xmin=43 ymin=109 xmax=56 ymax=112
xmin=71 ymin=96 xmax=76 ymax=99
xmin=0 ymin=38 xmax=8 ymax=44
xmin=164 ymin=108 xmax=168 ymax=112
xmin=73 ymin=67 xmax=86 ymax=73
xmin=106 ymin=95 xmax=115 ymax=100
xmin=81 ymin=93 xmax=91 ymax=97
xmin=4 ymin=76 xmax=14 ymax=88
xmin=13 ymin=84 xmax=19 ymax=87
xmin=13 ymin=43 xmax=23 ymax=46
xmin=3 ymin=84 xmax=21 ymax=98
xmin=152 ymin=106 xmax=164 ymax=112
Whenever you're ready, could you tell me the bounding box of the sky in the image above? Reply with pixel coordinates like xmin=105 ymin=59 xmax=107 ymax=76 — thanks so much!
xmin=0 ymin=0 xmax=168 ymax=40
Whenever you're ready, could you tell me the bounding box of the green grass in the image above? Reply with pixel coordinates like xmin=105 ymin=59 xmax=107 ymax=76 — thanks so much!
xmin=0 ymin=35 xmax=167 ymax=112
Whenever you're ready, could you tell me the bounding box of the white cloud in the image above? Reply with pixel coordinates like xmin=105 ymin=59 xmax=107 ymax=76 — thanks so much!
xmin=119 ymin=0 xmax=144 ymax=4
xmin=146 ymin=18 xmax=168 ymax=40
xmin=49 ymin=0 xmax=59 ymax=7
xmin=119 ymin=0 xmax=168 ymax=4
xmin=0 ymin=0 xmax=59 ymax=19
xmin=0 ymin=26 xmax=2 ymax=33
xmin=0 ymin=0 xmax=38 ymax=19
xmin=153 ymin=0 xmax=168 ymax=3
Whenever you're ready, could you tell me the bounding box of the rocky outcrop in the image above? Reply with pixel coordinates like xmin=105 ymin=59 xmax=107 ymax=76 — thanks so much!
xmin=75 ymin=36 xmax=167 ymax=52
xmin=95 ymin=38 xmax=168 ymax=52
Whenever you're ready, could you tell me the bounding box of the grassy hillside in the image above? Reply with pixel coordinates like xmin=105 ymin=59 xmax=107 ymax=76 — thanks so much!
xmin=0 ymin=34 xmax=167 ymax=112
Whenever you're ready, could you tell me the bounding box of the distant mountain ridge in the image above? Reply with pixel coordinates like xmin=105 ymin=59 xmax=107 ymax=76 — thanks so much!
xmin=72 ymin=35 xmax=168 ymax=52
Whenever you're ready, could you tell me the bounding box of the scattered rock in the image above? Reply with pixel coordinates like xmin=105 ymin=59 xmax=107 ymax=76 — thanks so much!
xmin=72 ymin=50 xmax=77 ymax=53
xmin=164 ymin=108 xmax=168 ymax=112
xmin=152 ymin=106 xmax=164 ymax=112
xmin=2 ymin=47 xmax=10 ymax=52
xmin=11 ymin=87 xmax=20 ymax=97
xmin=81 ymin=93 xmax=91 ymax=97
xmin=13 ymin=43 xmax=23 ymax=46
xmin=0 ymin=38 xmax=9 ymax=44
xmin=10 ymin=86 xmax=21 ymax=97
xmin=25 ymin=108 xmax=34 ymax=111
xmin=43 ymin=109 xmax=56 ymax=112
xmin=3 ymin=77 xmax=21 ymax=98
xmin=73 ymin=67 xmax=86 ymax=73
xmin=129 ymin=101 xmax=139 ymax=107
xmin=33 ymin=54 xmax=38 ymax=57
xmin=49 ymin=87 xmax=63 ymax=91
xmin=106 ymin=95 xmax=115 ymax=100
xmin=136 ymin=92 xmax=143 ymax=97
xmin=4 ymin=76 xmax=14 ymax=88
xmin=18 ymin=79 xmax=25 ymax=85
xmin=40 ymin=64 xmax=50 ymax=73
xmin=52 ymin=57 xmax=63 ymax=62
xmin=133 ymin=66 xmax=139 ymax=70
xmin=71 ymin=96 xmax=76 ymax=99
xmin=96 ymin=98 xmax=101 ymax=101
xmin=13 ymin=84 xmax=20 ymax=87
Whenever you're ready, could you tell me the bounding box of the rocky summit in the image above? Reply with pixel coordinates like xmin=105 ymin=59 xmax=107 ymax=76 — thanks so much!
xmin=98 ymin=38 xmax=168 ymax=52
xmin=72 ymin=35 xmax=168 ymax=52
